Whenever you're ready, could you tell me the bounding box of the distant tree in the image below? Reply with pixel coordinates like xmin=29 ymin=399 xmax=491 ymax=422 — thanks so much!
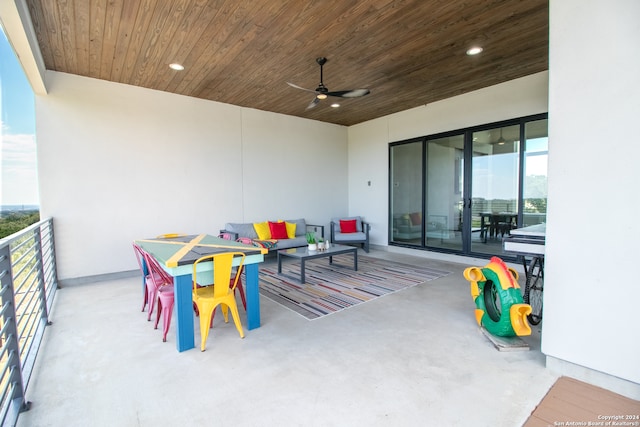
xmin=524 ymin=175 xmax=548 ymax=199
xmin=524 ymin=198 xmax=547 ymax=213
xmin=524 ymin=174 xmax=548 ymax=213
xmin=0 ymin=211 xmax=40 ymax=239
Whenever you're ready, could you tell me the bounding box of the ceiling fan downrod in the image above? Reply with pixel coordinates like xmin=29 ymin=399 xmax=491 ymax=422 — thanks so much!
xmin=316 ymin=57 xmax=328 ymax=95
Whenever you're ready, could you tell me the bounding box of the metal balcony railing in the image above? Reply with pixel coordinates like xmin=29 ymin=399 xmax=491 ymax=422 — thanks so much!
xmin=0 ymin=218 xmax=58 ymax=427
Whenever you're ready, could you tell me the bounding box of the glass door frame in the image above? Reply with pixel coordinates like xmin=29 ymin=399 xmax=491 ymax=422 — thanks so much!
xmin=388 ymin=136 xmax=426 ymax=247
xmin=464 ymin=119 xmax=522 ymax=257
xmin=388 ymin=113 xmax=548 ymax=259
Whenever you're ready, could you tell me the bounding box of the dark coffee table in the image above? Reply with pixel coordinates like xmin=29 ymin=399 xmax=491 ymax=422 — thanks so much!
xmin=277 ymin=244 xmax=358 ymax=283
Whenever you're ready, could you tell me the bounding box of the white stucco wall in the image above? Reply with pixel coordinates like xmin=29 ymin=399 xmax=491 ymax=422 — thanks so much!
xmin=348 ymin=72 xmax=549 ymax=247
xmin=543 ymin=0 xmax=640 ymax=387
xmin=36 ymin=71 xmax=347 ymax=279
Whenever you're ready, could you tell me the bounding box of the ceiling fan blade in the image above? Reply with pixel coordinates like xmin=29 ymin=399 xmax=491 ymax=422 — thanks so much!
xmin=327 ymin=88 xmax=370 ymax=98
xmin=290 ymin=57 xmax=370 ymax=110
xmin=287 ymin=82 xmax=317 ymax=94
xmin=305 ymin=97 xmax=320 ymax=110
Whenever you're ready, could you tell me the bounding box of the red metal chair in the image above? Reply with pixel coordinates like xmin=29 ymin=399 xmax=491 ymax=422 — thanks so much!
xmin=132 ymin=242 xmax=155 ymax=314
xmin=141 ymin=250 xmax=175 ymax=342
xmin=219 ymin=232 xmax=247 ymax=311
xmin=232 ymin=265 xmax=246 ymax=310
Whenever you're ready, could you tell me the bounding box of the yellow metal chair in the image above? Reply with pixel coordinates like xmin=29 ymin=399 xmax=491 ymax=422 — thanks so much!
xmin=192 ymin=252 xmax=246 ymax=351
xmin=156 ymin=233 xmax=186 ymax=239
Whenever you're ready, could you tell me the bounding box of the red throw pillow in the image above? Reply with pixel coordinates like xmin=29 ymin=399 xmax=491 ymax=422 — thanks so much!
xmin=268 ymin=221 xmax=289 ymax=239
xmin=340 ymin=219 xmax=358 ymax=233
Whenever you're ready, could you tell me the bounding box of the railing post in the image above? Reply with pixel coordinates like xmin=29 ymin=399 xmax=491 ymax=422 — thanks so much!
xmin=0 ymin=245 xmax=30 ymax=425
xmin=33 ymin=227 xmax=52 ymax=326
xmin=47 ymin=219 xmax=60 ymax=292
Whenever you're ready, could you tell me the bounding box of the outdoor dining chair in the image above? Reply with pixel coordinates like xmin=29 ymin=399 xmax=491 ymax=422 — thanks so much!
xmin=156 ymin=233 xmax=186 ymax=238
xmin=219 ymin=232 xmax=247 ymax=311
xmin=192 ymin=252 xmax=246 ymax=351
xmin=132 ymin=242 xmax=160 ymax=316
xmin=141 ymin=250 xmax=175 ymax=342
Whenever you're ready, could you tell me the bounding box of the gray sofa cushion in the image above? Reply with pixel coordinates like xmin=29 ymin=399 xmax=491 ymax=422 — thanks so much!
xmin=224 ymin=222 xmax=258 ymax=240
xmin=331 ymin=216 xmax=363 ymax=233
xmin=273 ymin=236 xmax=308 ymax=249
xmin=333 ymin=231 xmax=367 ymax=242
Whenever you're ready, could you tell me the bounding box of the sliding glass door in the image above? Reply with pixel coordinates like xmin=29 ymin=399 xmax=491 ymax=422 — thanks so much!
xmin=523 ymin=119 xmax=548 ymax=227
xmin=425 ymin=134 xmax=464 ymax=251
xmin=470 ymin=124 xmax=520 ymax=255
xmin=390 ymin=139 xmax=423 ymax=246
xmin=389 ymin=114 xmax=547 ymax=258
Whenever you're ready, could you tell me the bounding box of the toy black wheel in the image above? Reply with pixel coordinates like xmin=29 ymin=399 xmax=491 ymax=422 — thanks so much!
xmin=483 ymin=280 xmax=502 ymax=322
xmin=523 ymin=257 xmax=544 ymax=325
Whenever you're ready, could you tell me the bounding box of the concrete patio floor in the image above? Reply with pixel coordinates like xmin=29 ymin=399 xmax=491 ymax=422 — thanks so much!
xmin=16 ymin=249 xmax=558 ymax=427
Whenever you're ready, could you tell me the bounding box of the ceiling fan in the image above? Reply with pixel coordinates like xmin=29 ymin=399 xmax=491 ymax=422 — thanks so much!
xmin=287 ymin=57 xmax=370 ymax=110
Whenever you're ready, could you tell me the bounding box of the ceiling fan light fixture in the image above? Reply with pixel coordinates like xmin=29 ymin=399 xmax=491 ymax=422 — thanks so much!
xmin=466 ymin=46 xmax=483 ymax=56
xmin=288 ymin=57 xmax=370 ymax=110
xmin=496 ymin=128 xmax=506 ymax=145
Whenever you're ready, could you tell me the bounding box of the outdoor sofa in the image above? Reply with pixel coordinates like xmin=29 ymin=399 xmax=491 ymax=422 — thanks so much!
xmin=220 ymin=218 xmax=324 ymax=251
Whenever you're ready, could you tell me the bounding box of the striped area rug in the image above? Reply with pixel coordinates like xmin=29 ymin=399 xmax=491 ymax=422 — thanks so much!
xmin=259 ymin=255 xmax=450 ymax=320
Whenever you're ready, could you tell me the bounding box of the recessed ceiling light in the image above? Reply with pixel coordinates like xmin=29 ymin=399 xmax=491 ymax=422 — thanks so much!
xmin=331 ymin=103 xmax=340 ymax=108
xmin=169 ymin=63 xmax=184 ymax=71
xmin=466 ymin=46 xmax=483 ymax=56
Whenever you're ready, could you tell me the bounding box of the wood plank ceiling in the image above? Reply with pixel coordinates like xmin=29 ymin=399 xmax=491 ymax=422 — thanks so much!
xmin=26 ymin=0 xmax=548 ymax=127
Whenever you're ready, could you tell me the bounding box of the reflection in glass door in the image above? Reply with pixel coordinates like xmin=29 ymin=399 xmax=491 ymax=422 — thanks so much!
xmin=470 ymin=125 xmax=520 ymax=255
xmin=425 ymin=134 xmax=465 ymax=251
xmin=523 ymin=119 xmax=548 ymax=226
xmin=390 ymin=140 xmax=423 ymax=246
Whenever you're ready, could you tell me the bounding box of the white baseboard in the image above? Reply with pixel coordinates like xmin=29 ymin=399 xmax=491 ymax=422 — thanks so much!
xmin=59 ymin=269 xmax=139 ymax=287
xmin=375 ymin=244 xmax=522 ymax=270
xmin=546 ymin=356 xmax=640 ymax=400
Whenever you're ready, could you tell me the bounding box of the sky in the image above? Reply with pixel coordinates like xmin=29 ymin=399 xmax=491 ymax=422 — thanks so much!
xmin=0 ymin=26 xmax=39 ymax=206
xmin=471 ymin=136 xmax=548 ymax=200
